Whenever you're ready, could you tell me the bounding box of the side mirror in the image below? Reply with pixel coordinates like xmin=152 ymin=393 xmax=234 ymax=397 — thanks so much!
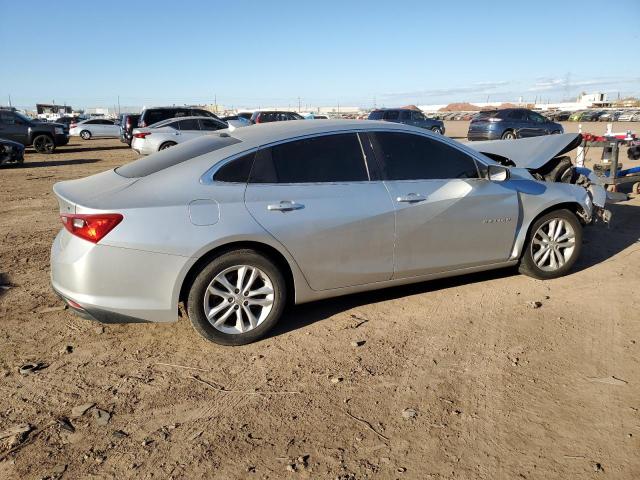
xmin=488 ymin=164 xmax=510 ymax=182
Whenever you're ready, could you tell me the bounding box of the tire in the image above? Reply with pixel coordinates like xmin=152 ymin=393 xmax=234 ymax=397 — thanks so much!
xmin=80 ymin=130 xmax=91 ymax=140
xmin=551 ymin=130 xmax=561 ymax=134
xmin=187 ymin=249 xmax=286 ymax=345
xmin=519 ymin=209 xmax=582 ymax=280
xmin=431 ymin=126 xmax=443 ymax=135
xmin=159 ymin=142 xmax=176 ymax=151
xmin=32 ymin=134 xmax=55 ymax=154
xmin=501 ymin=130 xmax=516 ymax=140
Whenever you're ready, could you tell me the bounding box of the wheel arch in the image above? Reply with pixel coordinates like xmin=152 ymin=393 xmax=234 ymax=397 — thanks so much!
xmin=517 ymin=201 xmax=586 ymax=260
xmin=178 ymin=240 xmax=297 ymax=310
xmin=158 ymin=141 xmax=177 ymax=151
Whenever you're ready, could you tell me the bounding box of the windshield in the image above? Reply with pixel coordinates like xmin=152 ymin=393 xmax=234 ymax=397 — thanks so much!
xmin=15 ymin=112 xmax=33 ymax=123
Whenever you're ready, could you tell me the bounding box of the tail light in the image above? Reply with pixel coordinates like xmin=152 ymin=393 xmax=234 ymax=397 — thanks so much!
xmin=60 ymin=213 xmax=123 ymax=243
xmin=133 ymin=132 xmax=151 ymax=138
xmin=126 ymin=118 xmax=131 ymax=128
xmin=254 ymin=114 xmax=261 ymax=124
xmin=70 ymin=123 xmax=77 ymax=129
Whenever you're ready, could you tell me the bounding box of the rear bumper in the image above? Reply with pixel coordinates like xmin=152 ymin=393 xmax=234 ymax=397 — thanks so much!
xmin=50 ymin=230 xmax=188 ymax=324
xmin=467 ymin=129 xmax=502 ymax=141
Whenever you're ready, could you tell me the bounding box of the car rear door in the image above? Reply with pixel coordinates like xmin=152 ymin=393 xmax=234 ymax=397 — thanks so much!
xmin=527 ymin=111 xmax=550 ymax=136
xmin=369 ymin=131 xmax=519 ymax=278
xmin=244 ymin=132 xmax=395 ymax=290
xmin=0 ymin=111 xmax=28 ymax=144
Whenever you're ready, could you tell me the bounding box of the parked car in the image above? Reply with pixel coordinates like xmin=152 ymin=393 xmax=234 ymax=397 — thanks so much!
xmin=467 ymin=108 xmax=563 ymax=141
xmin=617 ymin=111 xmax=634 ymax=122
xmin=249 ymin=111 xmax=304 ymax=124
xmin=137 ymin=107 xmax=221 ymax=128
xmin=0 ymin=109 xmax=69 ymax=153
xmin=50 ymin=120 xmax=607 ymax=345
xmin=367 ymin=108 xmax=445 ymax=134
xmin=598 ymin=111 xmax=622 ymax=122
xmin=70 ymin=118 xmax=120 ymax=140
xmin=568 ymin=111 xmax=588 ymax=122
xmin=131 ymin=116 xmax=229 ymax=155
xmin=580 ymin=110 xmax=605 ymax=122
xmin=0 ymin=138 xmax=25 ymax=165
xmin=119 ymin=114 xmax=141 ymax=145
xmin=221 ymin=115 xmax=251 ymax=128
xmin=632 ymin=112 xmax=640 ymax=122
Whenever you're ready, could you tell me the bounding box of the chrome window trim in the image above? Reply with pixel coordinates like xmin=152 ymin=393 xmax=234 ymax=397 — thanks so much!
xmin=200 ymin=126 xmax=494 ymax=186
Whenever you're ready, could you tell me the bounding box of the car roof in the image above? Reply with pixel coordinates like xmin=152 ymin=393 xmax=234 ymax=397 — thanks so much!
xmin=227 ymin=119 xmax=417 ymax=148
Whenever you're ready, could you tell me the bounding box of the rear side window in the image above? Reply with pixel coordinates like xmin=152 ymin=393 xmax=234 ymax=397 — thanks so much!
xmin=192 ymin=109 xmax=217 ymax=118
xmin=507 ymin=110 xmax=527 ymax=121
xmin=368 ymin=111 xmax=384 ymax=120
xmin=399 ymin=110 xmax=411 ymax=120
xmin=213 ymin=152 xmax=255 ymax=183
xmin=372 ymin=132 xmax=478 ymax=180
xmin=116 ymin=134 xmax=241 ymax=178
xmin=249 ymin=133 xmax=368 ymax=184
xmin=383 ymin=110 xmax=399 ymax=120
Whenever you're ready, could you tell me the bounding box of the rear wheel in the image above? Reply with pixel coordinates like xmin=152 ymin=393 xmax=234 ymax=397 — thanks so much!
xmin=80 ymin=130 xmax=91 ymax=140
xmin=32 ymin=134 xmax=55 ymax=154
xmin=431 ymin=126 xmax=443 ymax=135
xmin=187 ymin=249 xmax=286 ymax=345
xmin=159 ymin=142 xmax=176 ymax=151
xmin=519 ymin=209 xmax=582 ymax=280
xmin=501 ymin=130 xmax=516 ymax=140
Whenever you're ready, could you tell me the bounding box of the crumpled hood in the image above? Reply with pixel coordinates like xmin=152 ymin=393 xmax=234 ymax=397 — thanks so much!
xmin=468 ymin=133 xmax=583 ymax=169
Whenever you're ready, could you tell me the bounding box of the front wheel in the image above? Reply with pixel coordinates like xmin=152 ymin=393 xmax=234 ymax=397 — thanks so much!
xmin=431 ymin=126 xmax=443 ymax=135
xmin=187 ymin=249 xmax=286 ymax=345
xmin=32 ymin=134 xmax=55 ymax=154
xmin=80 ymin=130 xmax=92 ymax=140
xmin=519 ymin=209 xmax=582 ymax=280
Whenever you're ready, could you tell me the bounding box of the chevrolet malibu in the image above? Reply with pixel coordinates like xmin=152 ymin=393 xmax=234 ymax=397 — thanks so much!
xmin=51 ymin=121 xmax=608 ymax=345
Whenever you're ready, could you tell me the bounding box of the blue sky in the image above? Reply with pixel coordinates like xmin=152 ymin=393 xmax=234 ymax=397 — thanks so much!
xmin=1 ymin=0 xmax=639 ymax=109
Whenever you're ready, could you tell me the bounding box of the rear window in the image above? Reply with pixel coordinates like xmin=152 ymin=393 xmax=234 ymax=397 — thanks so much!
xmin=116 ymin=134 xmax=241 ymax=178
xmin=368 ymin=111 xmax=384 ymax=120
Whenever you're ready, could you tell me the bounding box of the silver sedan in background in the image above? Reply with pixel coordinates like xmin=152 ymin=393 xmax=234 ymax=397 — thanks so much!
xmin=50 ymin=121 xmax=608 ymax=345
xmin=131 ymin=116 xmax=228 ymax=155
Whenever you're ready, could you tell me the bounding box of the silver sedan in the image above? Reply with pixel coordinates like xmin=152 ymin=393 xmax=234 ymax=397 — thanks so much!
xmin=50 ymin=120 xmax=608 ymax=345
xmin=131 ymin=116 xmax=228 ymax=155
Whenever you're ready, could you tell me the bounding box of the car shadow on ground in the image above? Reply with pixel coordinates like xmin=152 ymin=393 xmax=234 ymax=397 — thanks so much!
xmin=32 ymin=144 xmax=130 ymax=154
xmin=269 ymin=267 xmax=515 ymax=339
xmin=576 ymin=201 xmax=640 ymax=271
xmin=20 ymin=159 xmax=100 ymax=168
xmin=269 ymin=200 xmax=640 ymax=339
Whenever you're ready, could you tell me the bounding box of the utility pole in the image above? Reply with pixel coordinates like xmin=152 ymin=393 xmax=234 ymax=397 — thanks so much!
xmin=298 ymin=96 xmax=301 ymax=113
xmin=117 ymin=95 xmax=121 ymax=116
xmin=8 ymin=94 xmax=11 ymax=107
xmin=214 ymin=94 xmax=217 ymax=113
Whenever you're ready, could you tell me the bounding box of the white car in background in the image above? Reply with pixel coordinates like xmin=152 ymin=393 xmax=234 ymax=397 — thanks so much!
xmin=70 ymin=118 xmax=120 ymax=140
xmin=131 ymin=116 xmax=229 ymax=155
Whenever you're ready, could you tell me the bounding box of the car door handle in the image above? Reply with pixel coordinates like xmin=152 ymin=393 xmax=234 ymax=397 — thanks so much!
xmin=267 ymin=201 xmax=305 ymax=212
xmin=396 ymin=193 xmax=427 ymax=203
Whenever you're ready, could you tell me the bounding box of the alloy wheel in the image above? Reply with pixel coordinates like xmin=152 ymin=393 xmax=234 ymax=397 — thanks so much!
xmin=531 ymin=218 xmax=576 ymax=272
xmin=34 ymin=136 xmax=54 ymax=153
xmin=203 ymin=265 xmax=274 ymax=334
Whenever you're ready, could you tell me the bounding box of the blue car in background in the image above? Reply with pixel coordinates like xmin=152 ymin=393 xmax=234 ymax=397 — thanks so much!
xmin=467 ymin=108 xmax=563 ymax=141
xmin=368 ymin=108 xmax=445 ymax=135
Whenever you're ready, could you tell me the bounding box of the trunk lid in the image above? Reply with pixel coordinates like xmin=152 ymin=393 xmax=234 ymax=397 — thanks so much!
xmin=53 ymin=169 xmax=138 ymax=213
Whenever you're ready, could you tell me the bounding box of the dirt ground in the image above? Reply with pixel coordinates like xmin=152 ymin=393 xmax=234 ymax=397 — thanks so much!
xmin=1 ymin=122 xmax=639 ymax=480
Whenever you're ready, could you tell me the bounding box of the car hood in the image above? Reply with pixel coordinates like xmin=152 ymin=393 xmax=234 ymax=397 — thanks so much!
xmin=468 ymin=133 xmax=582 ymax=169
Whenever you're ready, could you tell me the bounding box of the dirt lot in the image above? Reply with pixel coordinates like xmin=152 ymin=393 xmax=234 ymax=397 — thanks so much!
xmin=1 ymin=122 xmax=639 ymax=479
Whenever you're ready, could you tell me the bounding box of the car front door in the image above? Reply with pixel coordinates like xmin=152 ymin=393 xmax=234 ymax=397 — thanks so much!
xmin=102 ymin=120 xmax=119 ymax=137
xmin=244 ymin=132 xmax=395 ymax=290
xmin=527 ymin=111 xmax=550 ymax=136
xmin=176 ymin=119 xmax=203 ymax=142
xmin=0 ymin=111 xmax=28 ymax=144
xmin=368 ymin=131 xmax=519 ymax=278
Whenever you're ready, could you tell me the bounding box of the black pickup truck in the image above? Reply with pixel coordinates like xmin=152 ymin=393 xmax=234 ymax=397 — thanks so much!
xmin=0 ymin=108 xmax=69 ymax=153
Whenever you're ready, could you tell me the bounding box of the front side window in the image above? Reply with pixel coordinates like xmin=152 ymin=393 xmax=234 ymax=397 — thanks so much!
xmin=528 ymin=111 xmax=546 ymax=123
xmin=412 ymin=111 xmax=426 ymax=121
xmin=200 ymin=119 xmax=225 ymax=131
xmin=177 ymin=119 xmax=200 ymax=131
xmin=371 ymin=132 xmax=478 ymax=180
xmin=249 ymin=133 xmax=368 ymax=184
